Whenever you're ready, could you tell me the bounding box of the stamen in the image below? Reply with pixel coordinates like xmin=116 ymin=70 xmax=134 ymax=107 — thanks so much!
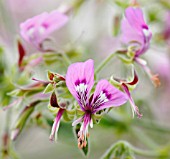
xmin=151 ymin=74 xmax=161 ymax=87
xmin=75 ymin=83 xmax=88 ymax=106
xmin=83 ymin=140 xmax=87 ymax=147
xmin=93 ymin=91 xmax=109 ymax=108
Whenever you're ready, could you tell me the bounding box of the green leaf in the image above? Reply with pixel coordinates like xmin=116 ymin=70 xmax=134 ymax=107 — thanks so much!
xmin=11 ymin=100 xmax=41 ymax=140
xmin=7 ymin=89 xmax=24 ymax=97
xmin=43 ymin=83 xmax=54 ymax=94
xmin=102 ymin=141 xmax=135 ymax=159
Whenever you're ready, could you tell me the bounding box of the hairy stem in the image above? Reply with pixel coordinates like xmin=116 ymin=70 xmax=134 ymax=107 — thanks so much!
xmin=95 ymin=53 xmax=116 ymax=75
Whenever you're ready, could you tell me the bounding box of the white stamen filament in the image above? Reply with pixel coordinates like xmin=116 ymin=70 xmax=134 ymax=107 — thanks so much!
xmin=93 ymin=91 xmax=108 ymax=108
xmin=75 ymin=83 xmax=87 ymax=93
xmin=75 ymin=83 xmax=87 ymax=106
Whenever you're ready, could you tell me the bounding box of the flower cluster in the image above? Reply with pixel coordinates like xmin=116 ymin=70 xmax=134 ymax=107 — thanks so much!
xmin=5 ymin=3 xmax=161 ymax=153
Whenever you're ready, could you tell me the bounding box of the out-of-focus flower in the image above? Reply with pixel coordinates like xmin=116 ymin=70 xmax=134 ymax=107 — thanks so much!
xmin=120 ymin=7 xmax=160 ymax=87
xmin=66 ymin=59 xmax=128 ymax=148
xmin=20 ymin=10 xmax=68 ymax=49
xmin=121 ymin=7 xmax=152 ymax=57
xmin=163 ymin=11 xmax=170 ymax=44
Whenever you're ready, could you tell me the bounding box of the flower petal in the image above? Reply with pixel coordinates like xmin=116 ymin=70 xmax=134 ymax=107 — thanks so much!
xmin=121 ymin=7 xmax=152 ymax=57
xmin=20 ymin=10 xmax=68 ymax=47
xmin=122 ymin=84 xmax=142 ymax=118
xmin=125 ymin=7 xmax=146 ymax=32
xmin=121 ymin=18 xmax=143 ymax=45
xmin=92 ymin=80 xmax=128 ymax=113
xmin=66 ymin=59 xmax=94 ymax=110
xmin=49 ymin=108 xmax=64 ymax=141
xmin=41 ymin=11 xmax=68 ymax=40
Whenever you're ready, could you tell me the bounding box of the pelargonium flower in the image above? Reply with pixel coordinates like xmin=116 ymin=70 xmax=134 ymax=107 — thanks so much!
xmin=121 ymin=7 xmax=152 ymax=57
xmin=20 ymin=10 xmax=68 ymax=48
xmin=121 ymin=7 xmax=160 ymax=87
xmin=66 ymin=59 xmax=128 ymax=148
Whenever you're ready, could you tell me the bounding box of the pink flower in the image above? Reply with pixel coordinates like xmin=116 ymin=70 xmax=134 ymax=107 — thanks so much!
xmin=121 ymin=7 xmax=160 ymax=87
xmin=66 ymin=59 xmax=128 ymax=148
xmin=20 ymin=10 xmax=68 ymax=48
xmin=121 ymin=7 xmax=152 ymax=57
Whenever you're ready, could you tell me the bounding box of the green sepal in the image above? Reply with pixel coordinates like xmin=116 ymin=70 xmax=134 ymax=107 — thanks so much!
xmin=43 ymin=83 xmax=54 ymax=94
xmin=92 ymin=113 xmax=103 ymax=124
xmin=47 ymin=104 xmax=59 ymax=114
xmin=55 ymin=81 xmax=66 ymax=88
xmin=76 ymin=108 xmax=85 ymax=117
xmin=109 ymin=76 xmax=122 ymax=89
xmin=62 ymin=109 xmax=75 ymax=122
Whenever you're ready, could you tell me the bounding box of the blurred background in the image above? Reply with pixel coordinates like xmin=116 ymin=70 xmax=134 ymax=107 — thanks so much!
xmin=0 ymin=0 xmax=170 ymax=158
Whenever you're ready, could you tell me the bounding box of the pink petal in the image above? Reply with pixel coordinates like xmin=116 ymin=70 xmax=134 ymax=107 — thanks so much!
xmin=72 ymin=117 xmax=83 ymax=126
xmin=122 ymin=84 xmax=142 ymax=118
xmin=92 ymin=80 xmax=128 ymax=113
xmin=49 ymin=108 xmax=65 ymax=141
xmin=66 ymin=59 xmax=94 ymax=110
xmin=41 ymin=11 xmax=68 ymax=40
xmin=121 ymin=18 xmax=143 ymax=45
xmin=125 ymin=7 xmax=146 ymax=32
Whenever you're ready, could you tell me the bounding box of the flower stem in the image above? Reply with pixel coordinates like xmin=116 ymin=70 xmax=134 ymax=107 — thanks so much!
xmin=122 ymin=141 xmax=167 ymax=158
xmin=95 ymin=53 xmax=116 ymax=75
xmin=62 ymin=53 xmax=71 ymax=66
xmin=130 ymin=127 xmax=158 ymax=149
xmin=102 ymin=140 xmax=169 ymax=159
